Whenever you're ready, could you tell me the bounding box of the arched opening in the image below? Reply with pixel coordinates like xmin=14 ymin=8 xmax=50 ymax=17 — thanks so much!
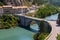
xmin=30 ymin=21 xmax=39 ymax=32
xmin=39 ymin=21 xmax=51 ymax=33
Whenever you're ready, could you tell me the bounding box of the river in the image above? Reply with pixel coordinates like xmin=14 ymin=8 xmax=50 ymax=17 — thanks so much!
xmin=0 ymin=14 xmax=58 ymax=40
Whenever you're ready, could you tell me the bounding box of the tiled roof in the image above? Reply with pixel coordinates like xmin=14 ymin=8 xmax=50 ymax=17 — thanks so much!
xmin=3 ymin=5 xmax=12 ymax=7
xmin=0 ymin=6 xmax=2 ymax=8
xmin=13 ymin=6 xmax=28 ymax=9
xmin=0 ymin=6 xmax=28 ymax=9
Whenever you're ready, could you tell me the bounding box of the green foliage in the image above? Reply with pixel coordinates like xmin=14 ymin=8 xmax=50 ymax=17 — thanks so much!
xmin=24 ymin=0 xmax=48 ymax=6
xmin=57 ymin=34 xmax=60 ymax=40
xmin=33 ymin=33 xmax=39 ymax=40
xmin=33 ymin=33 xmax=48 ymax=40
xmin=35 ymin=4 xmax=58 ymax=18
xmin=0 ymin=2 xmax=4 ymax=6
xmin=24 ymin=0 xmax=32 ymax=7
xmin=38 ymin=33 xmax=48 ymax=40
xmin=25 ymin=13 xmax=34 ymax=17
xmin=0 ymin=14 xmax=19 ymax=29
xmin=33 ymin=21 xmax=48 ymax=40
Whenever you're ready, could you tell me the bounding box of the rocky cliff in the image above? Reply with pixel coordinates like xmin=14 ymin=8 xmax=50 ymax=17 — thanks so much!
xmin=0 ymin=0 xmax=23 ymax=6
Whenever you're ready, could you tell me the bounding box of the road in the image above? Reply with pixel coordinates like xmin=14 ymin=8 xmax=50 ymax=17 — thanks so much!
xmin=47 ymin=21 xmax=60 ymax=40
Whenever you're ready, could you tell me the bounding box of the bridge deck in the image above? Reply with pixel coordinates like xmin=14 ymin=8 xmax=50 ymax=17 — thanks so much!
xmin=47 ymin=21 xmax=60 ymax=40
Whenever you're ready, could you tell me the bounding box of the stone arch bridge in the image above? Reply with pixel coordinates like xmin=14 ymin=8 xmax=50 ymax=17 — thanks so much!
xmin=15 ymin=14 xmax=51 ymax=31
xmin=15 ymin=14 xmax=60 ymax=40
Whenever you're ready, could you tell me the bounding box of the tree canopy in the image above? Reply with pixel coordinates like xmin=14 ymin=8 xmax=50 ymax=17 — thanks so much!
xmin=35 ymin=4 xmax=59 ymax=18
xmin=0 ymin=14 xmax=19 ymax=29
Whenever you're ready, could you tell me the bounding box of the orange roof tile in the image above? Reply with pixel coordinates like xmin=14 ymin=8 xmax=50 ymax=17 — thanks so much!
xmin=3 ymin=5 xmax=12 ymax=7
xmin=13 ymin=6 xmax=28 ymax=9
xmin=0 ymin=6 xmax=2 ymax=8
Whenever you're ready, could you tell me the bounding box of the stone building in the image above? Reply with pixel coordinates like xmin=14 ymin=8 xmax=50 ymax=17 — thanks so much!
xmin=0 ymin=6 xmax=3 ymax=14
xmin=12 ymin=6 xmax=29 ymax=14
xmin=0 ymin=5 xmax=29 ymax=14
xmin=3 ymin=5 xmax=13 ymax=14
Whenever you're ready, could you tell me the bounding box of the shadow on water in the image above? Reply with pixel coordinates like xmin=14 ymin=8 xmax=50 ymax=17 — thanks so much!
xmin=18 ymin=25 xmax=38 ymax=32
xmin=18 ymin=21 xmax=52 ymax=33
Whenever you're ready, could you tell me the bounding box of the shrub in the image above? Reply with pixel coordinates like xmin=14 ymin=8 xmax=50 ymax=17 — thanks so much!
xmin=38 ymin=33 xmax=48 ymax=40
xmin=57 ymin=34 xmax=60 ymax=40
xmin=33 ymin=33 xmax=39 ymax=40
xmin=0 ymin=14 xmax=19 ymax=29
xmin=33 ymin=33 xmax=48 ymax=40
xmin=35 ymin=4 xmax=58 ymax=18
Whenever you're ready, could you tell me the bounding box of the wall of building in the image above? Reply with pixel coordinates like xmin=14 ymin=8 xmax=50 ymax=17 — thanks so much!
xmin=0 ymin=6 xmax=29 ymax=14
xmin=0 ymin=8 xmax=3 ymax=14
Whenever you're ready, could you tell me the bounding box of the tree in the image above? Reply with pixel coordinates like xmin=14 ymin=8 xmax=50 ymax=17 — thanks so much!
xmin=0 ymin=2 xmax=4 ymax=6
xmin=0 ymin=14 xmax=19 ymax=29
xmin=35 ymin=4 xmax=58 ymax=18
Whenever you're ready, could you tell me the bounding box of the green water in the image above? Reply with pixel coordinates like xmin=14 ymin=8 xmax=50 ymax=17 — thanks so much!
xmin=0 ymin=27 xmax=34 ymax=40
xmin=0 ymin=14 xmax=58 ymax=40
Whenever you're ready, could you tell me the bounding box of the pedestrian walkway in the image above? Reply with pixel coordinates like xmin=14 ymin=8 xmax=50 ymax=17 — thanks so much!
xmin=47 ymin=21 xmax=60 ymax=40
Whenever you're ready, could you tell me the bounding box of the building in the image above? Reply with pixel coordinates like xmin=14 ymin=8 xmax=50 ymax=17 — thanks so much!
xmin=0 ymin=6 xmax=3 ymax=14
xmin=13 ymin=6 xmax=29 ymax=14
xmin=0 ymin=5 xmax=29 ymax=14
xmin=3 ymin=5 xmax=13 ymax=14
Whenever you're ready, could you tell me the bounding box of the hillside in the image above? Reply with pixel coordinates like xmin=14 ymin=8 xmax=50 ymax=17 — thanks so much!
xmin=0 ymin=0 xmax=60 ymax=6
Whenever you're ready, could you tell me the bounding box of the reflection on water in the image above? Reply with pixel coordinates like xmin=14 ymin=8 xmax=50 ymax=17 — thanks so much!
xmin=0 ymin=27 xmax=34 ymax=40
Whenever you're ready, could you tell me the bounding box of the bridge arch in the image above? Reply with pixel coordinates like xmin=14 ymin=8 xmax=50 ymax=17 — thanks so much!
xmin=29 ymin=20 xmax=40 ymax=32
xmin=27 ymin=20 xmax=52 ymax=33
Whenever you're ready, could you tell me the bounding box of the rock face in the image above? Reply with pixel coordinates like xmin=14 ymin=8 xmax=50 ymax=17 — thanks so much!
xmin=0 ymin=0 xmax=24 ymax=6
xmin=1 ymin=0 xmax=60 ymax=6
